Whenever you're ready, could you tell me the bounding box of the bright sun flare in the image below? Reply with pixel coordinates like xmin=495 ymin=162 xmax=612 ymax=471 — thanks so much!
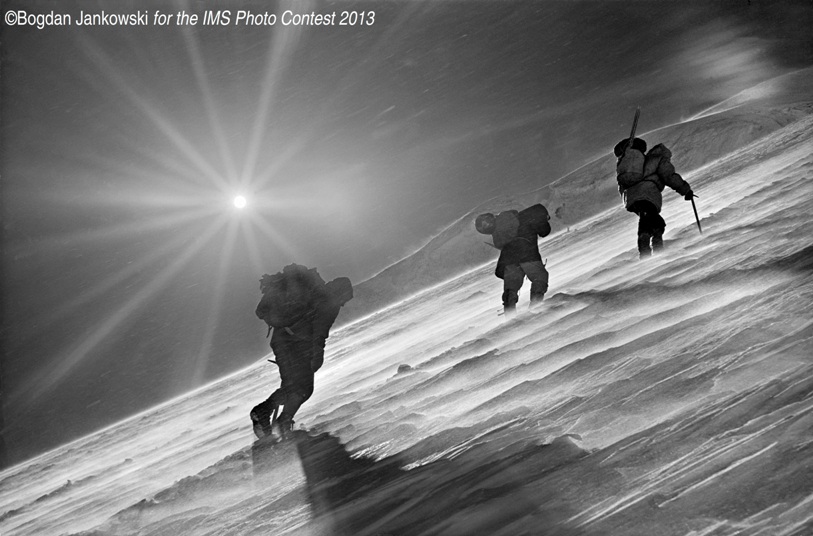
xmin=233 ymin=195 xmax=247 ymax=209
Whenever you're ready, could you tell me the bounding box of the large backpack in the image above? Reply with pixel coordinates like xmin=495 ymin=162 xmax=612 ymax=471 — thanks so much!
xmin=492 ymin=210 xmax=521 ymax=249
xmin=256 ymin=264 xmax=326 ymax=328
xmin=524 ymin=204 xmax=551 ymax=238
xmin=482 ymin=204 xmax=551 ymax=249
xmin=615 ymin=138 xmax=647 ymax=187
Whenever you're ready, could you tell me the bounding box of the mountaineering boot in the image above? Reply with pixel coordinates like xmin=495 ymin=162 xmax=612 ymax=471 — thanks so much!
xmin=502 ymin=289 xmax=519 ymax=318
xmin=503 ymin=302 xmax=520 ymax=318
xmin=273 ymin=416 xmax=295 ymax=439
xmin=651 ymin=233 xmax=664 ymax=253
xmin=529 ymin=291 xmax=545 ymax=310
xmin=250 ymin=400 xmax=278 ymax=439
xmin=637 ymin=233 xmax=652 ymax=259
xmin=250 ymin=410 xmax=272 ymax=439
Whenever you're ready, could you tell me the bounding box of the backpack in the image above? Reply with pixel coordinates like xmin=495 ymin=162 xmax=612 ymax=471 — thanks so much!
xmin=492 ymin=210 xmax=521 ymax=249
xmin=524 ymin=204 xmax=551 ymax=238
xmin=615 ymin=138 xmax=647 ymax=187
xmin=256 ymin=264 xmax=326 ymax=328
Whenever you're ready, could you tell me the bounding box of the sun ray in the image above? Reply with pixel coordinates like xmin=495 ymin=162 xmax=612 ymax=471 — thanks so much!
xmin=73 ymin=33 xmax=228 ymax=191
xmin=178 ymin=6 xmax=239 ymax=183
xmin=39 ymin=118 xmax=222 ymax=193
xmin=185 ymin=217 xmax=241 ymax=387
xmin=246 ymin=185 xmax=343 ymax=219
xmin=241 ymin=4 xmax=310 ymax=184
xmin=102 ymin=132 xmax=231 ymax=192
xmin=244 ymin=132 xmax=311 ymax=192
xmin=17 ymin=216 xmax=222 ymax=341
xmin=239 ymin=217 xmax=268 ymax=277
xmin=9 ymin=214 xmax=232 ymax=409
xmin=4 ymin=205 xmax=217 ymax=261
xmin=38 ymin=181 xmax=232 ymax=212
xmin=244 ymin=3 xmax=431 ymax=193
xmin=247 ymin=210 xmax=302 ymax=265
xmin=53 ymin=190 xmax=220 ymax=211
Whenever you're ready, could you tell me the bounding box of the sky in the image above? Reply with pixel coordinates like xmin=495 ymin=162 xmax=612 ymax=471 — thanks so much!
xmin=1 ymin=0 xmax=812 ymax=466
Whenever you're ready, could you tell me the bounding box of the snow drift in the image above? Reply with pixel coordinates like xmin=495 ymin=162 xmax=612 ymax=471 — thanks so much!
xmin=1 ymin=69 xmax=812 ymax=536
xmin=340 ymin=68 xmax=813 ymax=325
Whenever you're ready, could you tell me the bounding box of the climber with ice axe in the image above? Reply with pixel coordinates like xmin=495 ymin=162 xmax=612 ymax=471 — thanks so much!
xmin=613 ymin=108 xmax=698 ymax=259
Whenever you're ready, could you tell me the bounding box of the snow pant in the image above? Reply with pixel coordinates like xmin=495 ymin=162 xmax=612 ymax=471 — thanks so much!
xmin=631 ymin=200 xmax=666 ymax=257
xmin=502 ymin=261 xmax=549 ymax=312
xmin=253 ymin=337 xmax=315 ymax=426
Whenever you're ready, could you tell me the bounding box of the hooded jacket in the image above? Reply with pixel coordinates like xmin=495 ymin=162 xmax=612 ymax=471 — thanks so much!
xmin=618 ymin=144 xmax=691 ymax=213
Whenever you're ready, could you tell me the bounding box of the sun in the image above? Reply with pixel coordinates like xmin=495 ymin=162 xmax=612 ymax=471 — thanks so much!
xmin=233 ymin=195 xmax=247 ymax=209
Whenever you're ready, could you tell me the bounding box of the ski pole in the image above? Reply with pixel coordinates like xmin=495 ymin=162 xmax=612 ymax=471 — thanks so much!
xmin=690 ymin=195 xmax=702 ymax=234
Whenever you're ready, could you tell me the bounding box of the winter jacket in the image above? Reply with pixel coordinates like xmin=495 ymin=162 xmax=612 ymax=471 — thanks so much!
xmin=495 ymin=204 xmax=551 ymax=279
xmin=618 ymin=144 xmax=691 ymax=213
xmin=267 ymin=286 xmax=343 ymax=371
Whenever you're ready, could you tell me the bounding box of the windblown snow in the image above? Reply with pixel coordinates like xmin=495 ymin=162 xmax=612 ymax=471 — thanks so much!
xmin=2 ymin=75 xmax=812 ymax=536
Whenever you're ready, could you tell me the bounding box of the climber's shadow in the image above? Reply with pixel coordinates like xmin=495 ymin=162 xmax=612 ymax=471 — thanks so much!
xmin=251 ymin=429 xmax=404 ymax=534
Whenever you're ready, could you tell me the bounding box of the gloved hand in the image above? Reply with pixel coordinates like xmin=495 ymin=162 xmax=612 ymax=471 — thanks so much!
xmin=684 ymin=190 xmax=694 ymax=201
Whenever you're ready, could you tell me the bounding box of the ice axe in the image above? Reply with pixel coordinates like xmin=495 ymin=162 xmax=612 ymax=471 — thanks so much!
xmin=628 ymin=107 xmax=640 ymax=148
xmin=689 ymin=194 xmax=703 ymax=234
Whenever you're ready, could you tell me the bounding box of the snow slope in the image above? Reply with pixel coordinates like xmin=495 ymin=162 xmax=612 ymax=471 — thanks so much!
xmin=340 ymin=67 xmax=813 ymax=325
xmin=1 ymin=86 xmax=812 ymax=535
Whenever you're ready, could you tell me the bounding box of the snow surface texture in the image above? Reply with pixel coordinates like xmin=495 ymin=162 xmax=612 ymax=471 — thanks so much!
xmin=2 ymin=85 xmax=813 ymax=535
xmin=340 ymin=68 xmax=813 ymax=325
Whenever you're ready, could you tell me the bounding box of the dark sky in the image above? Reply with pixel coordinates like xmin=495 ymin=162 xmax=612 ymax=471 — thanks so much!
xmin=2 ymin=0 xmax=811 ymax=466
